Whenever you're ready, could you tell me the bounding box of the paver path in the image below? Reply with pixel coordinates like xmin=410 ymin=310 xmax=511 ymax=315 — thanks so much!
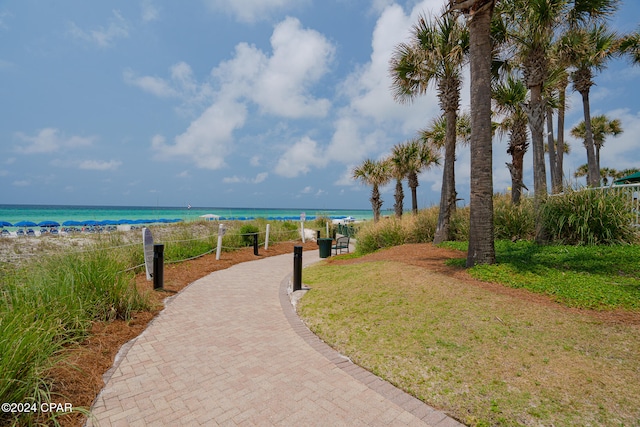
xmin=87 ymin=250 xmax=463 ymax=426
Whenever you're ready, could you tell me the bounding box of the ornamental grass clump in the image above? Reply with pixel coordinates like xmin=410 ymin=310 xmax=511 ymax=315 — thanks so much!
xmin=542 ymin=187 xmax=637 ymax=245
xmin=0 ymin=242 xmax=150 ymax=425
xmin=493 ymin=194 xmax=534 ymax=241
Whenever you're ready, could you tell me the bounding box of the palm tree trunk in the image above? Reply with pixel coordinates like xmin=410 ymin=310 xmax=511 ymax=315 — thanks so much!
xmin=371 ymin=184 xmax=382 ymax=223
xmin=546 ymin=107 xmax=560 ymax=194
xmin=580 ymin=89 xmax=599 ymax=187
xmin=526 ymin=84 xmax=548 ymax=243
xmin=434 ymin=109 xmax=458 ymax=244
xmin=466 ymin=5 xmax=495 ymax=267
xmin=394 ymin=179 xmax=404 ymax=218
xmin=556 ymin=81 xmax=567 ymax=192
xmin=408 ymin=172 xmax=419 ymax=214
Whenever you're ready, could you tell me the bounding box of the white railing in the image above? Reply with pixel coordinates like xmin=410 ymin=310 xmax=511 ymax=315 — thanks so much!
xmin=606 ymin=183 xmax=640 ymax=227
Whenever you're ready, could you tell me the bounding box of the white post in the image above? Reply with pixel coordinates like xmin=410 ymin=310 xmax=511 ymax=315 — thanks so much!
xmin=326 ymin=222 xmax=329 ymax=239
xmin=265 ymin=224 xmax=270 ymax=250
xmin=301 ymin=221 xmax=305 ymax=243
xmin=216 ymin=223 xmax=225 ymax=260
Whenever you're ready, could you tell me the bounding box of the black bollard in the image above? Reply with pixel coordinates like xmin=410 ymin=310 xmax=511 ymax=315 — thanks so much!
xmin=253 ymin=233 xmax=259 ymax=256
xmin=293 ymin=246 xmax=302 ymax=292
xmin=153 ymin=244 xmax=164 ymax=290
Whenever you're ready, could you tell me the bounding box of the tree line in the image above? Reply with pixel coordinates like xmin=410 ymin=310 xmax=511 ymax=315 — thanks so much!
xmin=353 ymin=0 xmax=639 ymax=266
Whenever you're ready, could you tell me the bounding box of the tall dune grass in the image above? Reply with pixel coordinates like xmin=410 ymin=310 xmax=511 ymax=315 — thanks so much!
xmin=354 ymin=189 xmax=637 ymax=254
xmin=0 ymin=218 xmax=309 ymax=425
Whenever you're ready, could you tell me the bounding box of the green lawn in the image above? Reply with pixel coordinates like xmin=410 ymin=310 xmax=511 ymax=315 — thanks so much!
xmin=298 ymin=242 xmax=640 ymax=426
xmin=442 ymin=240 xmax=640 ymax=310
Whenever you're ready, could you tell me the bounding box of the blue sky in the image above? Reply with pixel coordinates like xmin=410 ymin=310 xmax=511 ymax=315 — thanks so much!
xmin=1 ymin=0 xmax=639 ymax=210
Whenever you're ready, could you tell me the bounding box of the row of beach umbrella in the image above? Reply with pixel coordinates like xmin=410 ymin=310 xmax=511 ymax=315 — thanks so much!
xmin=0 ymin=219 xmax=183 ymax=228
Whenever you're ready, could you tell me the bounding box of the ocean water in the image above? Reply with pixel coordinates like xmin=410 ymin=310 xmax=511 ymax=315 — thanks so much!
xmin=0 ymin=204 xmax=375 ymax=227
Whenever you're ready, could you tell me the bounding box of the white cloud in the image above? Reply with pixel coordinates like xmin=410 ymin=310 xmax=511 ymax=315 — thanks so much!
xmin=204 ymin=0 xmax=307 ymax=23
xmin=68 ymin=10 xmax=129 ymax=48
xmin=14 ymin=128 xmax=94 ymax=154
xmin=274 ymin=136 xmax=328 ymax=177
xmin=212 ymin=17 xmax=334 ymax=118
xmin=222 ymin=172 xmax=269 ymax=184
xmin=250 ymin=156 xmax=261 ymax=167
xmin=12 ymin=180 xmax=30 ymax=187
xmin=223 ymin=172 xmax=268 ymax=184
xmin=78 ymin=160 xmax=122 ymax=171
xmin=151 ymin=100 xmax=247 ymax=169
xmin=141 ymin=0 xmax=160 ymax=22
xmin=124 ymin=62 xmax=213 ymax=109
xmin=123 ymin=69 xmax=178 ymax=98
xmin=325 ymin=1 xmax=447 ymax=183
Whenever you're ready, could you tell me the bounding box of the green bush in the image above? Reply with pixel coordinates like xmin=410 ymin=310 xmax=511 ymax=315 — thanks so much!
xmin=493 ymin=194 xmax=534 ymax=241
xmin=239 ymin=224 xmax=260 ymax=246
xmin=542 ymin=187 xmax=637 ymax=245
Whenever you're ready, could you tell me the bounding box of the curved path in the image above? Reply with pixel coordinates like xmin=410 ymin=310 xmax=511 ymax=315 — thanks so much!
xmin=87 ymin=250 xmax=463 ymax=426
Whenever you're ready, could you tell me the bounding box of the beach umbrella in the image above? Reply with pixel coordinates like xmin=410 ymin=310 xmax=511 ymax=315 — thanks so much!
xmin=0 ymin=221 xmax=12 ymax=227
xmin=38 ymin=220 xmax=60 ymax=227
xmin=62 ymin=220 xmax=82 ymax=226
xmin=14 ymin=221 xmax=38 ymax=227
xmin=200 ymin=214 xmax=220 ymax=220
xmin=82 ymin=220 xmax=98 ymax=226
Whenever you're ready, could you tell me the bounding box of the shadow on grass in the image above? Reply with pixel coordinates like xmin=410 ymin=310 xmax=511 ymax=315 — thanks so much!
xmin=442 ymin=240 xmax=640 ymax=310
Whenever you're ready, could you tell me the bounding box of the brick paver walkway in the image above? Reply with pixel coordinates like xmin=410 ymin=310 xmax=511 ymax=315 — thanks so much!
xmin=87 ymin=250 xmax=463 ymax=426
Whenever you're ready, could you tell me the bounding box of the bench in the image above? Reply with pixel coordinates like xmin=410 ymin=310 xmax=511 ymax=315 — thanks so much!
xmin=332 ymin=236 xmax=350 ymax=255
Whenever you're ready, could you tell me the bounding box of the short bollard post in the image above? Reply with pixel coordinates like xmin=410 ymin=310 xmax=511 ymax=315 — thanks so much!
xmin=252 ymin=233 xmax=259 ymax=256
xmin=153 ymin=244 xmax=164 ymax=290
xmin=293 ymin=246 xmax=302 ymax=292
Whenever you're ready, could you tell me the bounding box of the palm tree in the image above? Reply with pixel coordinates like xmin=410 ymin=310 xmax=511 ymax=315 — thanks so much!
xmin=352 ymin=159 xmax=390 ymax=223
xmin=388 ymin=150 xmax=407 ymax=219
xmin=574 ymin=164 xmax=618 ymax=186
xmin=570 ymin=114 xmax=623 ymax=183
xmin=390 ymin=7 xmax=468 ymax=243
xmin=492 ymin=74 xmax=529 ymax=204
xmin=500 ymin=0 xmax=568 ymax=242
xmin=619 ymin=27 xmax=640 ymax=65
xmin=562 ymin=23 xmax=620 ymax=186
xmin=390 ymin=139 xmax=441 ymax=217
xmin=448 ymin=0 xmax=497 ymax=266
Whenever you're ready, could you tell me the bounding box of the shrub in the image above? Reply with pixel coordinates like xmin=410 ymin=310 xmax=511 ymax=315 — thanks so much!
xmin=493 ymin=194 xmax=535 ymax=241
xmin=238 ymin=224 xmax=260 ymax=246
xmin=541 ymin=187 xmax=637 ymax=245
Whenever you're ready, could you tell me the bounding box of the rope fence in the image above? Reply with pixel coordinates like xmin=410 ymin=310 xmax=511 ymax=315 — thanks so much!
xmin=1 ymin=222 xmax=317 ymax=271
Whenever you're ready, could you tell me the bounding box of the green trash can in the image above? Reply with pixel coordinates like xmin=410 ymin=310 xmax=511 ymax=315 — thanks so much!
xmin=318 ymin=238 xmax=332 ymax=258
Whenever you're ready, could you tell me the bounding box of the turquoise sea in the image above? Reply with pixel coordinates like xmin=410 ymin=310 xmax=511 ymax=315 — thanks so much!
xmin=0 ymin=204 xmax=376 ymax=227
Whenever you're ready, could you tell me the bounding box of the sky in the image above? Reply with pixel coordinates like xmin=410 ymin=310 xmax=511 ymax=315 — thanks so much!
xmin=1 ymin=0 xmax=639 ymax=210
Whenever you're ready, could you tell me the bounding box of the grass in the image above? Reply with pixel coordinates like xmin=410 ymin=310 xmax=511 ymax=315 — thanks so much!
xmin=441 ymin=240 xmax=640 ymax=310
xmin=298 ymin=258 xmax=640 ymax=426
xmin=0 ymin=218 xmax=306 ymax=425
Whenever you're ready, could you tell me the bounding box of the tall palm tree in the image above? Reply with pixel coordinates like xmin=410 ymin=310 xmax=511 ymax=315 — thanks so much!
xmin=352 ymin=159 xmax=390 ymax=223
xmin=562 ymin=23 xmax=620 ymax=186
xmin=390 ymin=7 xmax=468 ymax=243
xmin=448 ymin=0 xmax=497 ymax=266
xmin=493 ymin=74 xmax=529 ymax=204
xmin=570 ymin=114 xmax=623 ymax=182
xmin=500 ymin=0 xmax=567 ymax=242
xmin=419 ymin=112 xmax=470 ymax=209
